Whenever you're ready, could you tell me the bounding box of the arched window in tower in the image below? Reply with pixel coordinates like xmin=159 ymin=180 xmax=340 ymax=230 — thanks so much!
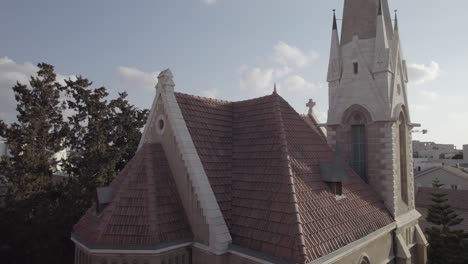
xmin=343 ymin=105 xmax=371 ymax=184
xmin=352 ymin=123 xmax=367 ymax=182
xmin=399 ymin=111 xmax=409 ymax=204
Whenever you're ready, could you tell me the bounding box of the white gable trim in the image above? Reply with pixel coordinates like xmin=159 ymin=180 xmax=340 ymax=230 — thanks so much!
xmin=148 ymin=69 xmax=231 ymax=254
xmin=71 ymin=237 xmax=191 ymax=255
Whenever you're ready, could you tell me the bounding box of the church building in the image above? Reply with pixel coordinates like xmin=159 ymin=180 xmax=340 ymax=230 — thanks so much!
xmin=71 ymin=0 xmax=428 ymax=263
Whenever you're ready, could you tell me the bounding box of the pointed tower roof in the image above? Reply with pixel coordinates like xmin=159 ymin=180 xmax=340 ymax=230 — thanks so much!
xmin=394 ymin=10 xmax=399 ymax=31
xmin=332 ymin=9 xmax=338 ymax=30
xmin=341 ymin=0 xmax=393 ymax=45
xmin=327 ymin=9 xmax=342 ymax=82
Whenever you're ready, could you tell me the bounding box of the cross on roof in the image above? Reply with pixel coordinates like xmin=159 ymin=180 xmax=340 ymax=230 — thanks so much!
xmin=306 ymin=99 xmax=316 ymax=115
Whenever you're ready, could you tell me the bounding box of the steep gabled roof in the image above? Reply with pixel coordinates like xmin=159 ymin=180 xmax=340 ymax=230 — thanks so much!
xmin=73 ymin=143 xmax=192 ymax=249
xmin=176 ymin=92 xmax=393 ymax=263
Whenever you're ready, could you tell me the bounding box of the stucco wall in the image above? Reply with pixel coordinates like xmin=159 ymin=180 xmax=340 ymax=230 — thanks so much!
xmin=412 ymin=141 xmax=457 ymax=159
xmin=464 ymin=145 xmax=468 ymax=163
xmin=415 ymin=168 xmax=468 ymax=190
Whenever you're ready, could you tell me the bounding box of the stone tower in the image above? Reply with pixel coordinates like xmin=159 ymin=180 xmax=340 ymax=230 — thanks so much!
xmin=326 ymin=0 xmax=427 ymax=262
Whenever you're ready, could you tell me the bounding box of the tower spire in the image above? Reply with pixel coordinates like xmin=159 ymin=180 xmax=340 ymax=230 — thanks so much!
xmin=394 ymin=10 xmax=399 ymax=31
xmin=327 ymin=9 xmax=342 ymax=82
xmin=332 ymin=9 xmax=337 ymax=30
xmin=340 ymin=0 xmax=393 ymax=45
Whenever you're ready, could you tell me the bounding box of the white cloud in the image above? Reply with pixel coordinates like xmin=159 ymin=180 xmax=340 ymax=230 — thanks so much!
xmin=410 ymin=104 xmax=428 ymax=111
xmin=201 ymin=88 xmax=219 ymax=98
xmin=117 ymin=66 xmax=159 ymax=92
xmin=449 ymin=112 xmax=468 ymax=120
xmin=0 ymin=56 xmax=76 ymax=123
xmin=0 ymin=57 xmax=42 ymax=123
xmin=283 ymin=75 xmax=319 ymax=92
xmin=419 ymin=90 xmax=439 ymax=101
xmin=272 ymin=41 xmax=319 ymax=69
xmin=239 ymin=42 xmax=320 ymax=97
xmin=408 ymin=61 xmax=440 ymax=85
xmin=239 ymin=66 xmax=275 ymax=96
xmin=202 ymin=0 xmax=217 ymax=5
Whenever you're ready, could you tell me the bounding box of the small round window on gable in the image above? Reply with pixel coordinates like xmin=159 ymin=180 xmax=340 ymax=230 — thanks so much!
xmin=158 ymin=119 xmax=164 ymax=130
xmin=156 ymin=115 xmax=166 ymax=135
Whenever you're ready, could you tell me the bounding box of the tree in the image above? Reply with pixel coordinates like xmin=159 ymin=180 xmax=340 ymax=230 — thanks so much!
xmin=426 ymin=178 xmax=468 ymax=264
xmin=0 ymin=64 xmax=148 ymax=264
xmin=0 ymin=63 xmax=66 ymax=199
xmin=62 ymin=77 xmax=148 ymax=203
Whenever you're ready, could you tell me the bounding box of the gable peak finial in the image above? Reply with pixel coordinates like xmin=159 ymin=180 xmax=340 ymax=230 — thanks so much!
xmin=306 ymin=99 xmax=316 ymax=116
xmin=157 ymin=68 xmax=175 ymax=89
xmin=273 ymin=83 xmax=277 ymax=95
xmin=332 ymin=9 xmax=338 ymax=30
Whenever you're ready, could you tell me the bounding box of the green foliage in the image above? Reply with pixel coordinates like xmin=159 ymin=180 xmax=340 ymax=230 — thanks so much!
xmin=426 ymin=179 xmax=468 ymax=264
xmin=0 ymin=64 xmax=148 ymax=264
xmin=0 ymin=64 xmax=67 ymax=199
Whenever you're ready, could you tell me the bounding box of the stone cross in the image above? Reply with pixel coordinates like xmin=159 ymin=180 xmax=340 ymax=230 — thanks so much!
xmin=306 ymin=99 xmax=316 ymax=116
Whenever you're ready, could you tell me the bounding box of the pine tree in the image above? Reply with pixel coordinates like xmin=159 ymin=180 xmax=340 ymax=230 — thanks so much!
xmin=0 ymin=63 xmax=70 ymax=263
xmin=0 ymin=63 xmax=66 ymax=199
xmin=62 ymin=77 xmax=148 ymax=203
xmin=0 ymin=64 xmax=148 ymax=264
xmin=426 ymin=178 xmax=468 ymax=264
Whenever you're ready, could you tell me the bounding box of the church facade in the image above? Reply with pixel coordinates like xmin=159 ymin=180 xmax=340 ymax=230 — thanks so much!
xmin=71 ymin=0 xmax=428 ymax=263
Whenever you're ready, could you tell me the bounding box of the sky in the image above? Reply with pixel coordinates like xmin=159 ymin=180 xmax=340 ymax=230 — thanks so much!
xmin=0 ymin=0 xmax=467 ymax=148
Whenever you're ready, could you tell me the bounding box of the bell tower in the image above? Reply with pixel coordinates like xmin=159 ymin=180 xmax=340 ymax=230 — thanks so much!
xmin=326 ymin=0 xmax=428 ymax=263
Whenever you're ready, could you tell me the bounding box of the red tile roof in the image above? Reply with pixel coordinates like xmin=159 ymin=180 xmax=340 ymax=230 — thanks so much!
xmin=175 ymin=93 xmax=233 ymax=226
xmin=175 ymin=92 xmax=393 ymax=263
xmin=73 ymin=143 xmax=192 ymax=249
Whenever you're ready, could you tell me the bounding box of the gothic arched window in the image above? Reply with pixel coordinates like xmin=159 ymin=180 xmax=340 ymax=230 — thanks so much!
xmin=352 ymin=123 xmax=367 ymax=182
xmin=399 ymin=111 xmax=409 ymax=204
xmin=360 ymin=256 xmax=371 ymax=264
xmin=343 ymin=106 xmax=372 ymax=184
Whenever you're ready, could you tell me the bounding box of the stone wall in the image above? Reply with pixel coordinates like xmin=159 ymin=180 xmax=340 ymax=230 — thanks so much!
xmin=330 ymin=231 xmax=393 ymax=264
xmin=327 ymin=119 xmax=416 ymax=217
xmin=74 ymin=245 xmax=192 ymax=264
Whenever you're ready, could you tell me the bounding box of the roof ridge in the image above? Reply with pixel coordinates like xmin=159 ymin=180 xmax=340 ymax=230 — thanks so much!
xmin=271 ymin=93 xmax=308 ymax=263
xmin=232 ymin=94 xmax=275 ymax=104
xmin=175 ymin=91 xmax=279 ymax=105
xmin=174 ymin=91 xmax=232 ymax=104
